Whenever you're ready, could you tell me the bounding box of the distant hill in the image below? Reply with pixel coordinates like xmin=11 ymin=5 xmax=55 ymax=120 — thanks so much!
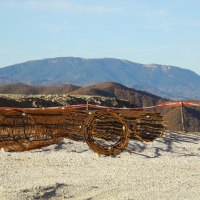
xmin=0 ymin=83 xmax=80 ymax=95
xmin=69 ymin=82 xmax=167 ymax=107
xmin=0 ymin=82 xmax=167 ymax=107
xmin=1 ymin=57 xmax=200 ymax=99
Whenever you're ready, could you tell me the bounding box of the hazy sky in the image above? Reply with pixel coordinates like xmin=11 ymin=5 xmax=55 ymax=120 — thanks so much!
xmin=1 ymin=0 xmax=200 ymax=75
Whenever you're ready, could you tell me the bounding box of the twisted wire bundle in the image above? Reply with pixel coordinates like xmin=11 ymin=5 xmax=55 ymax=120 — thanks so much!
xmin=0 ymin=107 xmax=165 ymax=155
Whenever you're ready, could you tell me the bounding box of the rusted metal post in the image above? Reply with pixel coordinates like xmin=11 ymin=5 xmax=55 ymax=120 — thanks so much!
xmin=180 ymin=101 xmax=186 ymax=132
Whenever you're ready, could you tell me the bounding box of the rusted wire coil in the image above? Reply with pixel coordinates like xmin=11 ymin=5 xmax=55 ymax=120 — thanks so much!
xmin=120 ymin=111 xmax=165 ymax=142
xmin=0 ymin=108 xmax=88 ymax=151
xmin=84 ymin=110 xmax=129 ymax=155
xmin=0 ymin=107 xmax=165 ymax=155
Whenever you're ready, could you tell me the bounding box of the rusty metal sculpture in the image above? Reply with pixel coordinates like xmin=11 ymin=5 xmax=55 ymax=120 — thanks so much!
xmin=0 ymin=105 xmax=165 ymax=155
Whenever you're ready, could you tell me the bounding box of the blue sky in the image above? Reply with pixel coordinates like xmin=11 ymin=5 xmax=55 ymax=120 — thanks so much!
xmin=1 ymin=0 xmax=200 ymax=75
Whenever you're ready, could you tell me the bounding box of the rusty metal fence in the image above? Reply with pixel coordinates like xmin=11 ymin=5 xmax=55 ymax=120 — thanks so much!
xmin=0 ymin=105 xmax=165 ymax=155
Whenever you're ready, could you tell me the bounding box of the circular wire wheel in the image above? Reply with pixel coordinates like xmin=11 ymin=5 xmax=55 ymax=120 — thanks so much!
xmin=84 ymin=110 xmax=130 ymax=156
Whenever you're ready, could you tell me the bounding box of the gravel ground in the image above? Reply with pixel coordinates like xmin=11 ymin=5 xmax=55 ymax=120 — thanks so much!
xmin=1 ymin=131 xmax=200 ymax=200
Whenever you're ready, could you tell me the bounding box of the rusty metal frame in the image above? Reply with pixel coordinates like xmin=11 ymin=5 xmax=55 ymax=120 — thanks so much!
xmin=0 ymin=106 xmax=165 ymax=155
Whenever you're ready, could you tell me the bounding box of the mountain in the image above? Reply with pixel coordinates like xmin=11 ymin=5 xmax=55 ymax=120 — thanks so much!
xmin=1 ymin=57 xmax=200 ymax=99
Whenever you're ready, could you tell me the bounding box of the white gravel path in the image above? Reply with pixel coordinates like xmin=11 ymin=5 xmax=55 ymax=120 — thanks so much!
xmin=1 ymin=132 xmax=200 ymax=200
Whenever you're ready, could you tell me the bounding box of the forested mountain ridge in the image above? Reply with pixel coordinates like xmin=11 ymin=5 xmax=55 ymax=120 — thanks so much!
xmin=1 ymin=57 xmax=200 ymax=99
